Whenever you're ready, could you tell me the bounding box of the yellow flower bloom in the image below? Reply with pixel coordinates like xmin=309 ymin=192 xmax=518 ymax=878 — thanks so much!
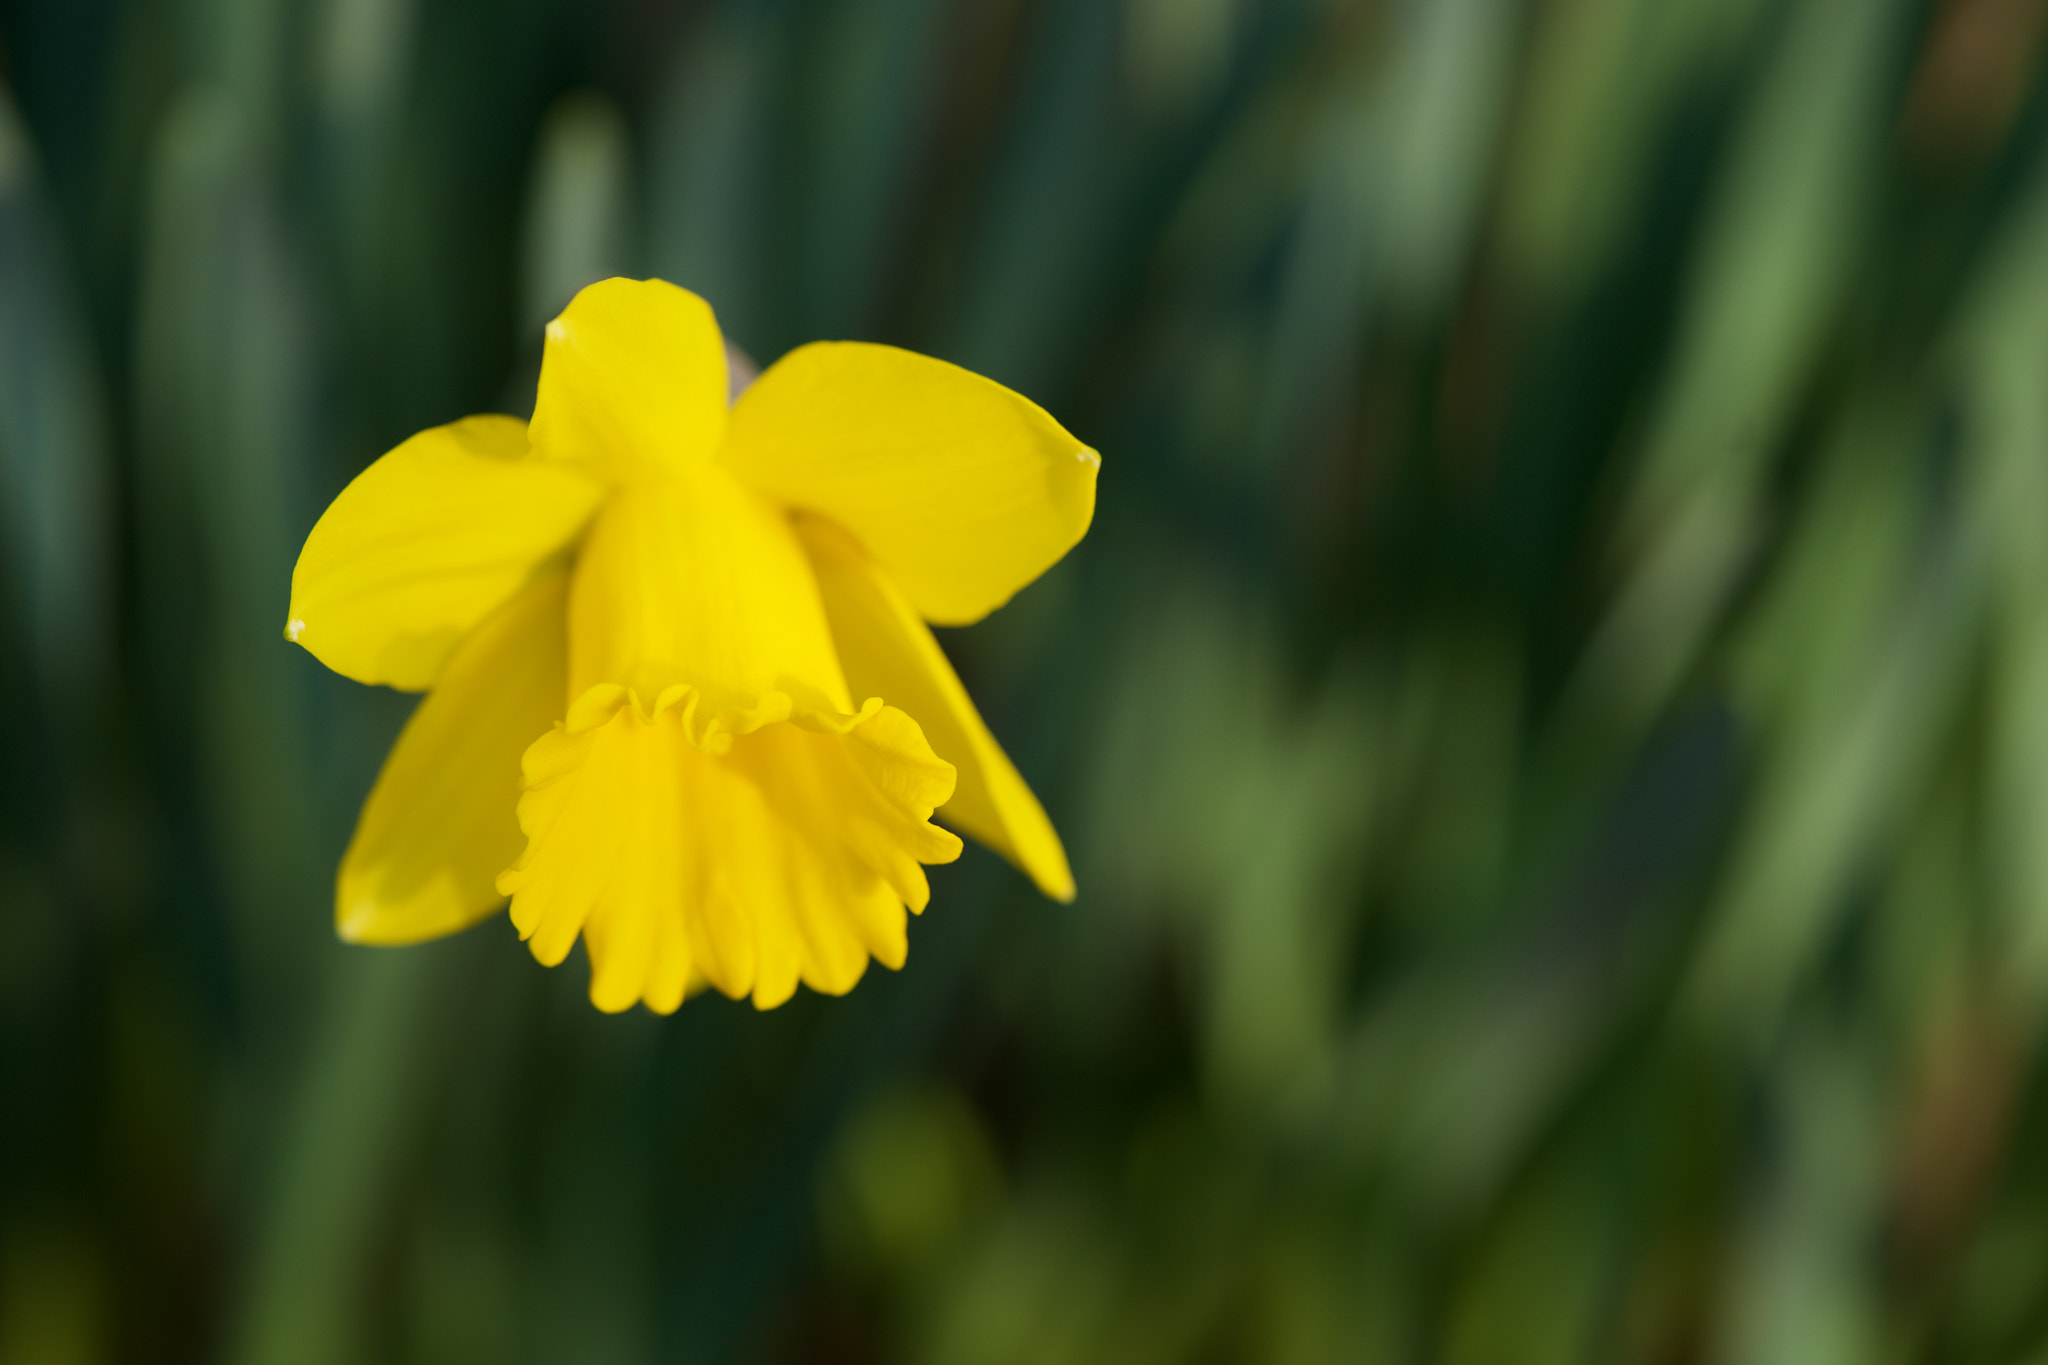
xmin=287 ymin=278 xmax=1095 ymax=1012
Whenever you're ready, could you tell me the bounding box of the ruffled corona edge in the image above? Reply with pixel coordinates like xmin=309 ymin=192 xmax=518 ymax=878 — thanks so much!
xmin=495 ymin=682 xmax=963 ymax=1012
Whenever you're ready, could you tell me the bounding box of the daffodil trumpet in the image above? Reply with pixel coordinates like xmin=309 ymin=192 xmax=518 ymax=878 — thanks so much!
xmin=287 ymin=278 xmax=1095 ymax=1012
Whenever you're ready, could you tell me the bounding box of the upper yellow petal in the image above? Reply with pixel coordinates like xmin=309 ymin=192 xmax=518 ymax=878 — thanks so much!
xmin=286 ymin=414 xmax=602 ymax=690
xmin=496 ymin=684 xmax=962 ymax=1013
xmin=566 ymin=458 xmax=851 ymax=719
xmin=720 ymin=342 xmax=1098 ymax=625
xmin=799 ymin=515 xmax=1075 ymax=901
xmin=529 ymin=277 xmax=729 ymax=483
xmin=337 ymin=563 xmax=568 ymax=944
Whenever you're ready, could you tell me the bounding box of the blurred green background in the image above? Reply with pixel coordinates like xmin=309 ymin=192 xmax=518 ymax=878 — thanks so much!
xmin=6 ymin=0 xmax=2048 ymax=1360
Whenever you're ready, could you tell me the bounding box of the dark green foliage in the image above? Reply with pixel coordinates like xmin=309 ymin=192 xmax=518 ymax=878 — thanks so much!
xmin=4 ymin=0 xmax=2048 ymax=1359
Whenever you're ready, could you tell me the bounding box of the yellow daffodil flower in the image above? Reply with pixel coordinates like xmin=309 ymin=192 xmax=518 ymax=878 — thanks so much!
xmin=286 ymin=277 xmax=1095 ymax=1013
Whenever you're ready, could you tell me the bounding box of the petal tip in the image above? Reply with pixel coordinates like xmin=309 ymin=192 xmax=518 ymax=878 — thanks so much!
xmin=333 ymin=890 xmax=456 ymax=946
xmin=285 ymin=615 xmax=307 ymax=643
xmin=588 ymin=981 xmax=640 ymax=1014
xmin=1030 ymin=849 xmax=1077 ymax=904
xmin=751 ymin=979 xmax=799 ymax=1011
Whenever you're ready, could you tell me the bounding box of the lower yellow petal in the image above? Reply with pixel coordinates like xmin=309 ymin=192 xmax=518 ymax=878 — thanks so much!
xmin=798 ymin=516 xmax=1075 ymax=902
xmin=337 ymin=563 xmax=568 ymax=944
xmin=495 ymin=684 xmax=962 ymax=1013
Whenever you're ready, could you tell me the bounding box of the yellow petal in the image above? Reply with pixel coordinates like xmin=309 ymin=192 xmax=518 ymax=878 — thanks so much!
xmin=799 ymin=516 xmax=1075 ymax=902
xmin=496 ymin=684 xmax=962 ymax=1013
xmin=720 ymin=342 xmax=1098 ymax=625
xmin=529 ymin=277 xmax=729 ymax=482
xmin=337 ymin=563 xmax=568 ymax=944
xmin=567 ymin=459 xmax=851 ymax=719
xmin=286 ymin=415 xmax=602 ymax=690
